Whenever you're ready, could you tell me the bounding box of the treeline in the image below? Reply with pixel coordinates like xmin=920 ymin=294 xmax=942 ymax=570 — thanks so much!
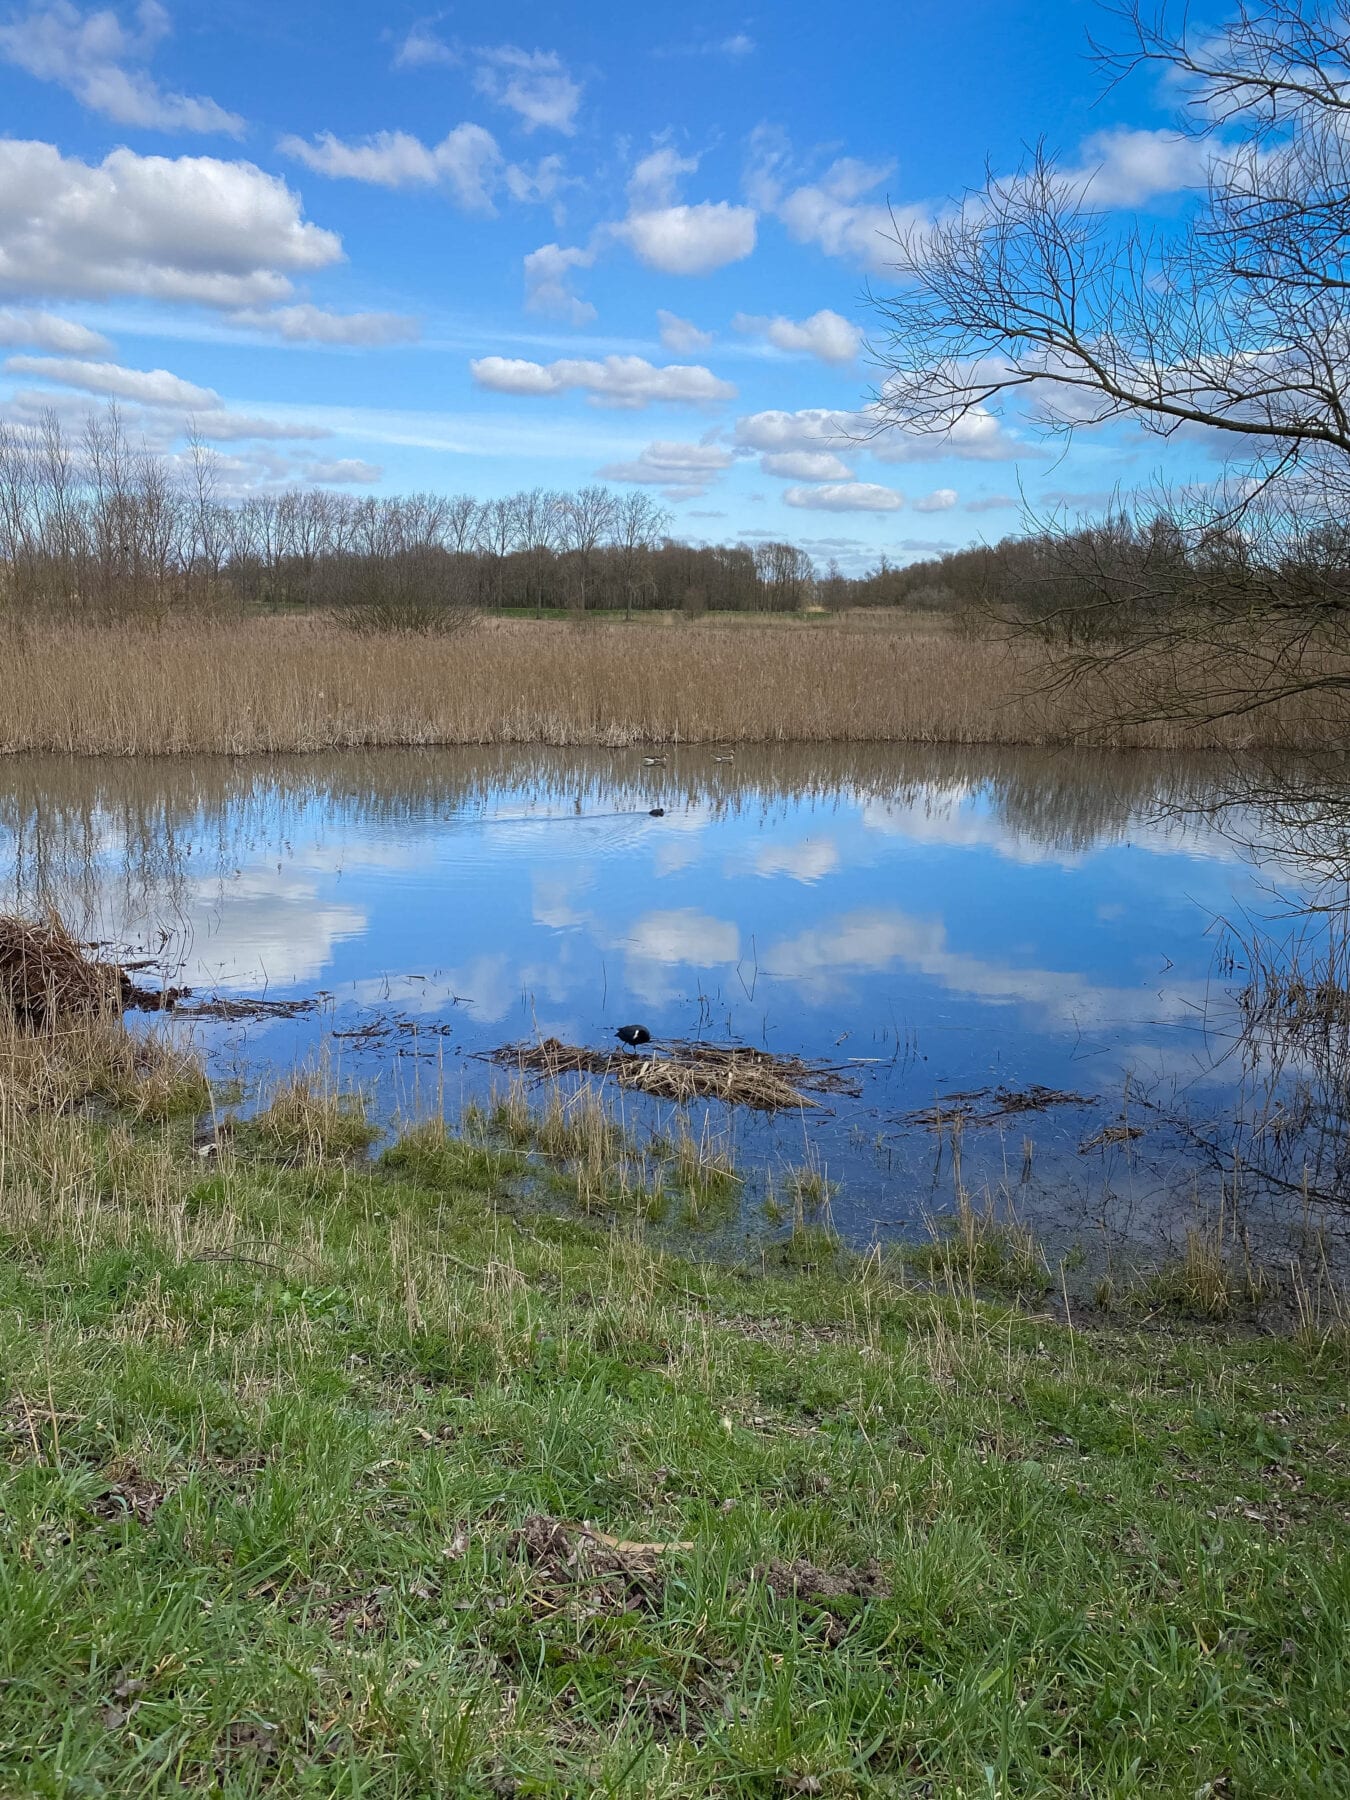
xmin=0 ymin=408 xmax=826 ymax=625
xmin=848 ymin=510 xmax=1350 ymax=645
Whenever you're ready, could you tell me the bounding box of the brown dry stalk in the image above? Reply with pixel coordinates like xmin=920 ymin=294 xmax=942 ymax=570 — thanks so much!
xmin=2 ymin=613 xmax=1347 ymax=755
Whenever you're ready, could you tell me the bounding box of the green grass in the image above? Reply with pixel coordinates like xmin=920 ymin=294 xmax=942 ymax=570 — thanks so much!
xmin=0 ymin=1087 xmax=1347 ymax=1797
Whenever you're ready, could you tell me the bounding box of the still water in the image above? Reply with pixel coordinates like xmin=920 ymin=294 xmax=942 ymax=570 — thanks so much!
xmin=1 ymin=744 xmax=1343 ymax=1261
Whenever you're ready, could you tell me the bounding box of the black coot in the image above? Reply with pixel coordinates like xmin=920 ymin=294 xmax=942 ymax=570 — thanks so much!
xmin=615 ymin=1024 xmax=652 ymax=1049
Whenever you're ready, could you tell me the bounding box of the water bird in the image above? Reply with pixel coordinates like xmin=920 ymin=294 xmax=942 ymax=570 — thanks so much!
xmin=649 ymin=807 xmax=665 ymax=817
xmin=615 ymin=1024 xmax=652 ymax=1050
xmin=642 ymin=755 xmax=667 ymax=766
xmin=713 ymin=752 xmax=735 ymax=763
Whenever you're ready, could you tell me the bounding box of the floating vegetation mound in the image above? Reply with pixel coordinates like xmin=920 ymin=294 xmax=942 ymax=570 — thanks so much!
xmin=0 ymin=914 xmax=125 ymax=1027
xmin=490 ymin=1037 xmax=859 ymax=1113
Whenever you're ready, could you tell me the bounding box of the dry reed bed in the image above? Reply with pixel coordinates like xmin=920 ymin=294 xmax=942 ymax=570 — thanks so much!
xmin=2 ymin=615 xmax=1346 ymax=755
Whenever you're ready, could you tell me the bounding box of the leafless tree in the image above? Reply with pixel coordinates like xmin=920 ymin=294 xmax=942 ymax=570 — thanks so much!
xmin=613 ymin=491 xmax=672 ymax=619
xmin=870 ymin=1 xmax=1350 ymax=724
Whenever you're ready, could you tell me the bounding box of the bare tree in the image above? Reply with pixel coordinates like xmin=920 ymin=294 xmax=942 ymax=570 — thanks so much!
xmin=869 ymin=1 xmax=1350 ymax=723
xmin=612 ymin=490 xmax=672 ymax=619
xmin=558 ymin=484 xmax=618 ymax=611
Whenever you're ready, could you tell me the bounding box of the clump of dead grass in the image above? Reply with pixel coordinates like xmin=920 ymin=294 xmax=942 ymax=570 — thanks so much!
xmin=0 ymin=913 xmax=122 ymax=1028
xmin=492 ymin=1037 xmax=857 ymax=1113
xmin=254 ymin=1075 xmax=378 ymax=1165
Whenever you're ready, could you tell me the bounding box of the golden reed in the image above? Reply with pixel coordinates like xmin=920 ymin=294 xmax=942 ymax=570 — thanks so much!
xmin=1 ymin=613 xmax=1344 ymax=756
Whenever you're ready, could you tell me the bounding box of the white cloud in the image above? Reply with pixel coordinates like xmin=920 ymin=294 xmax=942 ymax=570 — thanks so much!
xmin=0 ymin=0 xmax=244 ymax=134
xmin=766 ymin=126 xmax=1209 ymax=282
xmin=615 ymin=148 xmax=756 ymax=276
xmin=597 ymin=439 xmax=734 ymax=495
xmin=774 ymin=157 xmax=910 ymax=271
xmin=914 ymin=487 xmax=958 ymax=512
xmin=784 ymin=481 xmax=904 ymax=513
xmin=747 ymin=836 xmax=840 ymax=883
xmin=657 ymin=309 xmax=713 ymax=353
xmin=470 ymin=354 xmax=735 ymax=409
xmin=734 ymin=307 xmax=862 ymax=364
xmin=759 ymin=450 xmax=854 ymax=481
xmin=1064 ymin=127 xmax=1210 ymax=208
xmin=189 ymin=411 xmax=331 ymax=442
xmin=0 ymin=140 xmax=341 ymax=308
xmin=733 ymin=403 xmax=1024 ymax=465
xmin=624 ymin=907 xmax=739 ymax=965
xmin=628 ymin=147 xmax=699 ymax=211
xmin=228 ymin=304 xmax=420 ymax=346
xmin=620 ymin=202 xmax=756 ymax=276
xmin=393 ymin=23 xmax=457 ymax=69
xmin=720 ymin=33 xmax=755 ymax=55
xmin=523 ymin=242 xmax=596 ymax=325
xmin=279 ymin=123 xmax=502 ymax=209
xmin=280 ymin=121 xmax=562 ymax=216
xmin=6 ymin=353 xmax=218 ymax=408
xmin=0 ymin=306 xmax=110 ymax=353
xmin=305 ymin=457 xmax=382 ymax=484
xmin=473 ymin=45 xmax=580 ymax=135
xmin=869 ymin=406 xmax=1025 ymax=464
xmin=504 ymin=153 xmax=567 ymax=205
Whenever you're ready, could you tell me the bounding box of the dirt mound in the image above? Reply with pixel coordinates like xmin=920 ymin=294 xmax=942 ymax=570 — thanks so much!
xmin=507 ymin=1514 xmax=691 ymax=1616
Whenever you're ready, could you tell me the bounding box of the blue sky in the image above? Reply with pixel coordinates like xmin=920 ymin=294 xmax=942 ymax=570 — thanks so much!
xmin=0 ymin=0 xmax=1222 ymax=567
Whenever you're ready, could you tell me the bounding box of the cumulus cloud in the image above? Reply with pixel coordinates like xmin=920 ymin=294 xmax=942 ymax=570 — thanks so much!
xmin=0 ymin=306 xmax=110 ymax=354
xmin=771 ymin=156 xmax=910 ymax=271
xmin=6 ymin=352 xmax=218 ymax=408
xmin=914 ymin=487 xmax=957 ymax=512
xmin=624 ymin=908 xmax=739 ymax=966
xmin=279 ymin=122 xmax=503 ymax=210
xmin=784 ymin=481 xmax=904 ymax=513
xmin=228 ymin=304 xmax=420 ymax=346
xmin=759 ymin=449 xmax=854 ymax=481
xmin=614 ymin=147 xmax=755 ymax=276
xmin=733 ymin=307 xmax=862 ymax=364
xmin=0 ymin=0 xmax=244 ymax=134
xmin=597 ymin=439 xmax=734 ymax=496
xmin=732 ymin=402 xmax=1024 ymax=465
xmin=473 ymin=45 xmax=580 ymax=134
xmin=471 ymin=354 xmax=735 ymax=409
xmin=657 ymin=309 xmax=713 ymax=353
xmin=1064 ymin=127 xmax=1210 ymax=207
xmin=0 ymin=140 xmax=341 ymax=308
xmin=620 ymin=201 xmax=756 ymax=276
xmin=761 ymin=125 xmax=1211 ymax=278
xmin=523 ymin=242 xmax=596 ymax=325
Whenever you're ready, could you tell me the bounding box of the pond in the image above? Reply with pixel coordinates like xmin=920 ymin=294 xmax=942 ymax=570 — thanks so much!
xmin=2 ymin=743 xmax=1346 ymax=1268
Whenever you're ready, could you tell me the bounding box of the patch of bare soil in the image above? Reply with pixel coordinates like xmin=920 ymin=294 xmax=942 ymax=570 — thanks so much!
xmin=749 ymin=1556 xmax=890 ymax=1645
xmin=89 ymin=1465 xmax=169 ymax=1526
xmin=507 ymin=1514 xmax=691 ymax=1617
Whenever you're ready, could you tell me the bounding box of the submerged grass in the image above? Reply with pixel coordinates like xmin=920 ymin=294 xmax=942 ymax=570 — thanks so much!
xmin=0 ymin=1028 xmax=1347 ymax=1796
xmin=3 ymin=612 xmax=1349 ymax=755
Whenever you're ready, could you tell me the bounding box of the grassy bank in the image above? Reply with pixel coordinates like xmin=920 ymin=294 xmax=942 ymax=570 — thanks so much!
xmin=1 ymin=1017 xmax=1347 ymax=1797
xmin=2 ymin=612 xmax=1347 ymax=755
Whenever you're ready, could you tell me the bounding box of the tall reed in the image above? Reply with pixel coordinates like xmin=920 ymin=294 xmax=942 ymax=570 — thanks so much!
xmin=2 ymin=613 xmax=1346 ymax=756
